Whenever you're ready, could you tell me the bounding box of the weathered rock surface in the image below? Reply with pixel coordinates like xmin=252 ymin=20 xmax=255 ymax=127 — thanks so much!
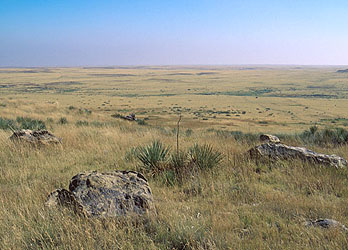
xmin=10 ymin=129 xmax=61 ymax=145
xmin=260 ymin=134 xmax=280 ymax=144
xmin=249 ymin=143 xmax=347 ymax=168
xmin=306 ymin=219 xmax=348 ymax=231
xmin=46 ymin=170 xmax=155 ymax=217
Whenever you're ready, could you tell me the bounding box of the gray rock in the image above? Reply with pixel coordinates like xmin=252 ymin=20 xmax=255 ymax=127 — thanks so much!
xmin=46 ymin=170 xmax=155 ymax=217
xmin=249 ymin=143 xmax=347 ymax=168
xmin=10 ymin=129 xmax=61 ymax=145
xmin=306 ymin=219 xmax=348 ymax=231
xmin=260 ymin=134 xmax=280 ymax=143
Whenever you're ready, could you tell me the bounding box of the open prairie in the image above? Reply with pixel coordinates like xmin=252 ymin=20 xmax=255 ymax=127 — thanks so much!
xmin=2 ymin=66 xmax=348 ymax=249
xmin=1 ymin=66 xmax=348 ymax=132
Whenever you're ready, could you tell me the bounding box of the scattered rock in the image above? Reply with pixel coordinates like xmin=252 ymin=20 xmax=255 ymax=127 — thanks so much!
xmin=46 ymin=170 xmax=155 ymax=217
xmin=112 ymin=113 xmax=137 ymax=121
xmin=260 ymin=134 xmax=280 ymax=143
xmin=249 ymin=143 xmax=347 ymax=168
xmin=10 ymin=129 xmax=61 ymax=145
xmin=306 ymin=219 xmax=348 ymax=231
xmin=124 ymin=113 xmax=137 ymax=121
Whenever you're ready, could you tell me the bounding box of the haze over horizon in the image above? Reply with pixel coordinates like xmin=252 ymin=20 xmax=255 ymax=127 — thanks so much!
xmin=1 ymin=0 xmax=348 ymax=67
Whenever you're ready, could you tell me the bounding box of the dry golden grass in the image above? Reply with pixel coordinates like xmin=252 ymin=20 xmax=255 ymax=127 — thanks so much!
xmin=1 ymin=66 xmax=348 ymax=249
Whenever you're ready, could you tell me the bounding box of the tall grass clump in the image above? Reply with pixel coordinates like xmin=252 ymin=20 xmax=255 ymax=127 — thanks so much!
xmin=137 ymin=141 xmax=170 ymax=173
xmin=16 ymin=117 xmax=46 ymax=130
xmin=188 ymin=144 xmax=223 ymax=170
xmin=0 ymin=117 xmax=16 ymax=130
xmin=0 ymin=117 xmax=46 ymax=130
xmin=58 ymin=117 xmax=68 ymax=125
xmin=299 ymin=126 xmax=348 ymax=146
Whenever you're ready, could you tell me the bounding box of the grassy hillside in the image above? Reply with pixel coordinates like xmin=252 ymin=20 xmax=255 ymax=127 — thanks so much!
xmin=1 ymin=66 xmax=348 ymax=249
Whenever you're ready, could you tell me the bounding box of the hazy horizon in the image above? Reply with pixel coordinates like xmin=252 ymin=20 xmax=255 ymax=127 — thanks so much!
xmin=1 ymin=0 xmax=348 ymax=67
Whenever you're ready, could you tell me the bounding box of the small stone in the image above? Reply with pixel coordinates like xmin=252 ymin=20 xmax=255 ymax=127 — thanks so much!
xmin=259 ymin=134 xmax=280 ymax=143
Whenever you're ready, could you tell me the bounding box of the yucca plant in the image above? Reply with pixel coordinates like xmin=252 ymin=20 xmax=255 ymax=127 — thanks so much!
xmin=137 ymin=141 xmax=170 ymax=172
xmin=189 ymin=144 xmax=223 ymax=170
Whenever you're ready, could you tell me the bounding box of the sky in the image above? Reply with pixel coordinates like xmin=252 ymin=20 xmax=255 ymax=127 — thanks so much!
xmin=1 ymin=0 xmax=348 ymax=66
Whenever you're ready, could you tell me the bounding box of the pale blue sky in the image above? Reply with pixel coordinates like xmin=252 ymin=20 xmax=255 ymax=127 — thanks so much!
xmin=1 ymin=0 xmax=348 ymax=66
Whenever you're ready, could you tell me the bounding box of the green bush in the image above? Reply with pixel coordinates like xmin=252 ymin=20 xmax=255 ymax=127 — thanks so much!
xmin=16 ymin=117 xmax=46 ymax=130
xmin=58 ymin=117 xmax=68 ymax=125
xmin=188 ymin=144 xmax=223 ymax=170
xmin=0 ymin=117 xmax=46 ymax=130
xmin=298 ymin=126 xmax=348 ymax=146
xmin=137 ymin=141 xmax=170 ymax=173
xmin=0 ymin=117 xmax=16 ymax=130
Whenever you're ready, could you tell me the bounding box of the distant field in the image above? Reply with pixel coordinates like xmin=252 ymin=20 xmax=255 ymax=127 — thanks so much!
xmin=1 ymin=66 xmax=348 ymax=133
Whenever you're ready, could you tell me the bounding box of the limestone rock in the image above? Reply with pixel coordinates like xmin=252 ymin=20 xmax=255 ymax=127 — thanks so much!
xmin=46 ymin=170 xmax=155 ymax=217
xmin=306 ymin=219 xmax=348 ymax=231
xmin=260 ymin=134 xmax=280 ymax=143
xmin=10 ymin=129 xmax=61 ymax=145
xmin=249 ymin=143 xmax=347 ymax=168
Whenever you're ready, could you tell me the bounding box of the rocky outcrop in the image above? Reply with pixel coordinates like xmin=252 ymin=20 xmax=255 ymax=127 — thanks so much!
xmin=10 ymin=129 xmax=61 ymax=145
xmin=248 ymin=136 xmax=347 ymax=168
xmin=46 ymin=170 xmax=155 ymax=217
xmin=260 ymin=134 xmax=280 ymax=144
xmin=306 ymin=219 xmax=348 ymax=231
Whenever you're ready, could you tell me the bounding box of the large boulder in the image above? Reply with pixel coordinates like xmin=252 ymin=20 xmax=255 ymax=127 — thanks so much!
xmin=10 ymin=129 xmax=61 ymax=145
xmin=249 ymin=143 xmax=347 ymax=168
xmin=46 ymin=170 xmax=155 ymax=217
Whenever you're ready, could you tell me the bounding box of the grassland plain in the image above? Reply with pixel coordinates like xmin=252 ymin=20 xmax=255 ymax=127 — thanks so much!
xmin=1 ymin=66 xmax=348 ymax=249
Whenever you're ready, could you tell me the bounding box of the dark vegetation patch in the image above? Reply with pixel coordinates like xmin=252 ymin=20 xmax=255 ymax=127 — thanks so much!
xmin=307 ymin=85 xmax=336 ymax=89
xmin=0 ymin=84 xmax=16 ymax=88
xmin=0 ymin=117 xmax=46 ymax=130
xmin=167 ymin=73 xmax=194 ymax=76
xmin=196 ymin=88 xmax=275 ymax=97
xmin=89 ymin=74 xmax=136 ymax=77
xmin=337 ymin=69 xmax=348 ymax=73
xmin=145 ymin=78 xmax=180 ymax=82
xmin=45 ymin=81 xmax=83 ymax=86
xmin=0 ymin=69 xmax=52 ymax=73
xmin=196 ymin=72 xmax=217 ymax=75
xmin=82 ymin=67 xmax=116 ymax=69
xmin=239 ymin=67 xmax=256 ymax=70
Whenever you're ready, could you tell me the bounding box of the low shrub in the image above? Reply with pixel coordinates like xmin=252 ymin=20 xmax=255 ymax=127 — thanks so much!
xmin=0 ymin=117 xmax=16 ymax=130
xmin=58 ymin=117 xmax=68 ymax=125
xmin=188 ymin=144 xmax=223 ymax=170
xmin=16 ymin=117 xmax=46 ymax=130
xmin=298 ymin=126 xmax=348 ymax=146
xmin=76 ymin=120 xmax=89 ymax=126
